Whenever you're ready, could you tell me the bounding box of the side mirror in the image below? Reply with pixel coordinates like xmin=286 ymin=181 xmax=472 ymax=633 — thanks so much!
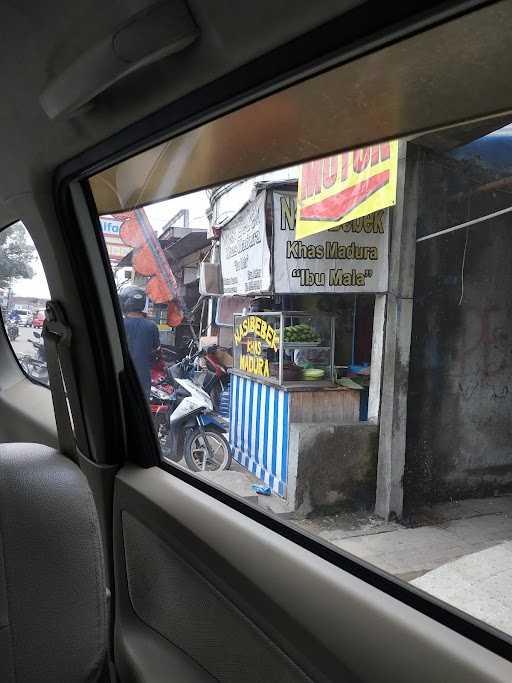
xmin=33 ymin=331 xmax=41 ymax=339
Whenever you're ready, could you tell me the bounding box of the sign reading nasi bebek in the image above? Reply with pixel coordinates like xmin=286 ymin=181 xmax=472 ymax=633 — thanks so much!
xmin=233 ymin=315 xmax=280 ymax=378
xmin=273 ymin=191 xmax=390 ymax=294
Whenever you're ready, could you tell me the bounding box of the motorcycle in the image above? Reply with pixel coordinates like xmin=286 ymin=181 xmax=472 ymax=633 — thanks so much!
xmin=20 ymin=330 xmax=48 ymax=384
xmin=151 ymin=352 xmax=231 ymax=471
xmin=150 ymin=373 xmax=176 ymax=457
xmin=150 ymin=346 xmax=177 ymax=453
xmin=7 ymin=322 xmax=19 ymax=341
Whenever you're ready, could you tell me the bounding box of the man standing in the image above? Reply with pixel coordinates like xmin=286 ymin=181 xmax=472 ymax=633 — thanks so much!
xmin=119 ymin=286 xmax=160 ymax=399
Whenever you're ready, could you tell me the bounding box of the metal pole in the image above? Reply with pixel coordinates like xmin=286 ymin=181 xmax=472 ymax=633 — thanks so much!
xmin=205 ymin=242 xmax=217 ymax=335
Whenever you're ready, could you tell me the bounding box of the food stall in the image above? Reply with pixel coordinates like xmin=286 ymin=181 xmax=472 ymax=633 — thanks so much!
xmin=229 ymin=311 xmax=361 ymax=498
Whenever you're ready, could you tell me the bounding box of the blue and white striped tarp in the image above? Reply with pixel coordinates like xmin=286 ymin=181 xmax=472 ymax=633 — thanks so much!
xmin=229 ymin=374 xmax=289 ymax=497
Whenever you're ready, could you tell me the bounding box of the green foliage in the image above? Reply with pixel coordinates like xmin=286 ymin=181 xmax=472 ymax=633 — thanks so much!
xmin=0 ymin=222 xmax=35 ymax=289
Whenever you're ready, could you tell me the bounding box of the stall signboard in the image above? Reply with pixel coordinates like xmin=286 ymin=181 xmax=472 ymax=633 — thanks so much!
xmin=233 ymin=314 xmax=280 ymax=378
xmin=295 ymin=141 xmax=398 ymax=239
xmin=273 ymin=191 xmax=389 ymax=293
xmin=220 ymin=191 xmax=271 ymax=295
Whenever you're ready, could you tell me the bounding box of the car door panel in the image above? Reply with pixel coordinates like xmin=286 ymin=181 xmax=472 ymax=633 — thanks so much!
xmin=121 ymin=512 xmax=320 ymax=683
xmin=115 ymin=468 xmax=346 ymax=683
xmin=114 ymin=465 xmax=512 ymax=682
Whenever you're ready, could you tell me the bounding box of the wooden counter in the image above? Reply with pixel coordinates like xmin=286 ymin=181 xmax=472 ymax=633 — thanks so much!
xmin=229 ymin=369 xmax=360 ymax=423
xmin=230 ymin=369 xmax=338 ymax=391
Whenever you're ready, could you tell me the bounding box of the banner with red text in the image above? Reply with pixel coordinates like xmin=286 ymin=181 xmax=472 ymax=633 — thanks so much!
xmin=296 ymin=141 xmax=398 ymax=239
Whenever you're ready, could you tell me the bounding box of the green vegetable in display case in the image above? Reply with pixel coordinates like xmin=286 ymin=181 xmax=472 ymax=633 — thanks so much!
xmin=302 ymin=368 xmax=325 ymax=380
xmin=232 ymin=311 xmax=335 ymax=385
xmin=283 ymin=323 xmax=321 ymax=344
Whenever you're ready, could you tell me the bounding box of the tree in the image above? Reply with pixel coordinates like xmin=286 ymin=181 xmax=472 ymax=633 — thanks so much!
xmin=0 ymin=222 xmax=35 ymax=289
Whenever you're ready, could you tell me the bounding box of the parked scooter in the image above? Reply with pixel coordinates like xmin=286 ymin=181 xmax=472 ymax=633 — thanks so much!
xmin=151 ymin=352 xmax=231 ymax=471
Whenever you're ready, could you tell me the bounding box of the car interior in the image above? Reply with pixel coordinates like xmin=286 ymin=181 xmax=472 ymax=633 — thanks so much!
xmin=2 ymin=1 xmax=512 ymax=682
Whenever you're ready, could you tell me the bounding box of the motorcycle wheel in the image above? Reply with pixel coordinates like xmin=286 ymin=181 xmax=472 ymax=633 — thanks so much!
xmin=184 ymin=426 xmax=231 ymax=472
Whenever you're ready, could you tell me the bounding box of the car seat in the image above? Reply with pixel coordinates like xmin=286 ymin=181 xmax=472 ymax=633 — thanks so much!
xmin=0 ymin=443 xmax=109 ymax=683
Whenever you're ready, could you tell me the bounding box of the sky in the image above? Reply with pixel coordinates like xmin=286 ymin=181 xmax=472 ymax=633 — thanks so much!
xmin=10 ymin=221 xmax=50 ymax=299
xmin=13 ymin=254 xmax=50 ymax=299
xmin=145 ymin=188 xmax=210 ymax=234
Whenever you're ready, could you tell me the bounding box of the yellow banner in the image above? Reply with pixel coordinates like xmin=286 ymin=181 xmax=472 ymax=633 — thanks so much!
xmin=295 ymin=141 xmax=398 ymax=239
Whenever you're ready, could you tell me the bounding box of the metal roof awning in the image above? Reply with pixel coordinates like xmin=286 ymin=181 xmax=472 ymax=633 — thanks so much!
xmin=116 ymin=230 xmax=209 ymax=269
xmin=164 ymin=230 xmax=209 ymax=261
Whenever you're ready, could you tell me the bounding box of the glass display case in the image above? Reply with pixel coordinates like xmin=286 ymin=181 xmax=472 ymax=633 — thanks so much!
xmin=232 ymin=311 xmax=335 ymax=385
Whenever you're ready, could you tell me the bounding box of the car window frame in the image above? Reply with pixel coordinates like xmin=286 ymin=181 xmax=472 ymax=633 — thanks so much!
xmin=75 ymin=141 xmax=512 ymax=667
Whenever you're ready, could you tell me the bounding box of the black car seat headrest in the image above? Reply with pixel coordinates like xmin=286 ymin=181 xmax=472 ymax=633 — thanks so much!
xmin=0 ymin=443 xmax=108 ymax=683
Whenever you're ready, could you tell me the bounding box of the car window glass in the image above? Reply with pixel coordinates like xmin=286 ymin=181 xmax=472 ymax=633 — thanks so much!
xmin=90 ymin=101 xmax=512 ymax=641
xmin=0 ymin=221 xmax=49 ymax=384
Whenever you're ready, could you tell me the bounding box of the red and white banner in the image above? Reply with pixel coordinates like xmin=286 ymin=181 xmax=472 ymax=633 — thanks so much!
xmin=296 ymin=141 xmax=398 ymax=239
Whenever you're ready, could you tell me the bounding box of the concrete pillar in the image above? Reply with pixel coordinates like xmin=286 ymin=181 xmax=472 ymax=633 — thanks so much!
xmin=368 ymin=293 xmax=386 ymax=424
xmin=375 ymin=142 xmax=419 ymax=520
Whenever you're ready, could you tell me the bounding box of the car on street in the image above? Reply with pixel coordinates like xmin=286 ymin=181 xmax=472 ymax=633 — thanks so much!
xmin=32 ymin=309 xmax=45 ymax=328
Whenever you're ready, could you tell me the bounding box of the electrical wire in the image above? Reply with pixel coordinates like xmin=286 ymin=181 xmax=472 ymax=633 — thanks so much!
xmin=417 ymin=203 xmax=512 ymax=243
